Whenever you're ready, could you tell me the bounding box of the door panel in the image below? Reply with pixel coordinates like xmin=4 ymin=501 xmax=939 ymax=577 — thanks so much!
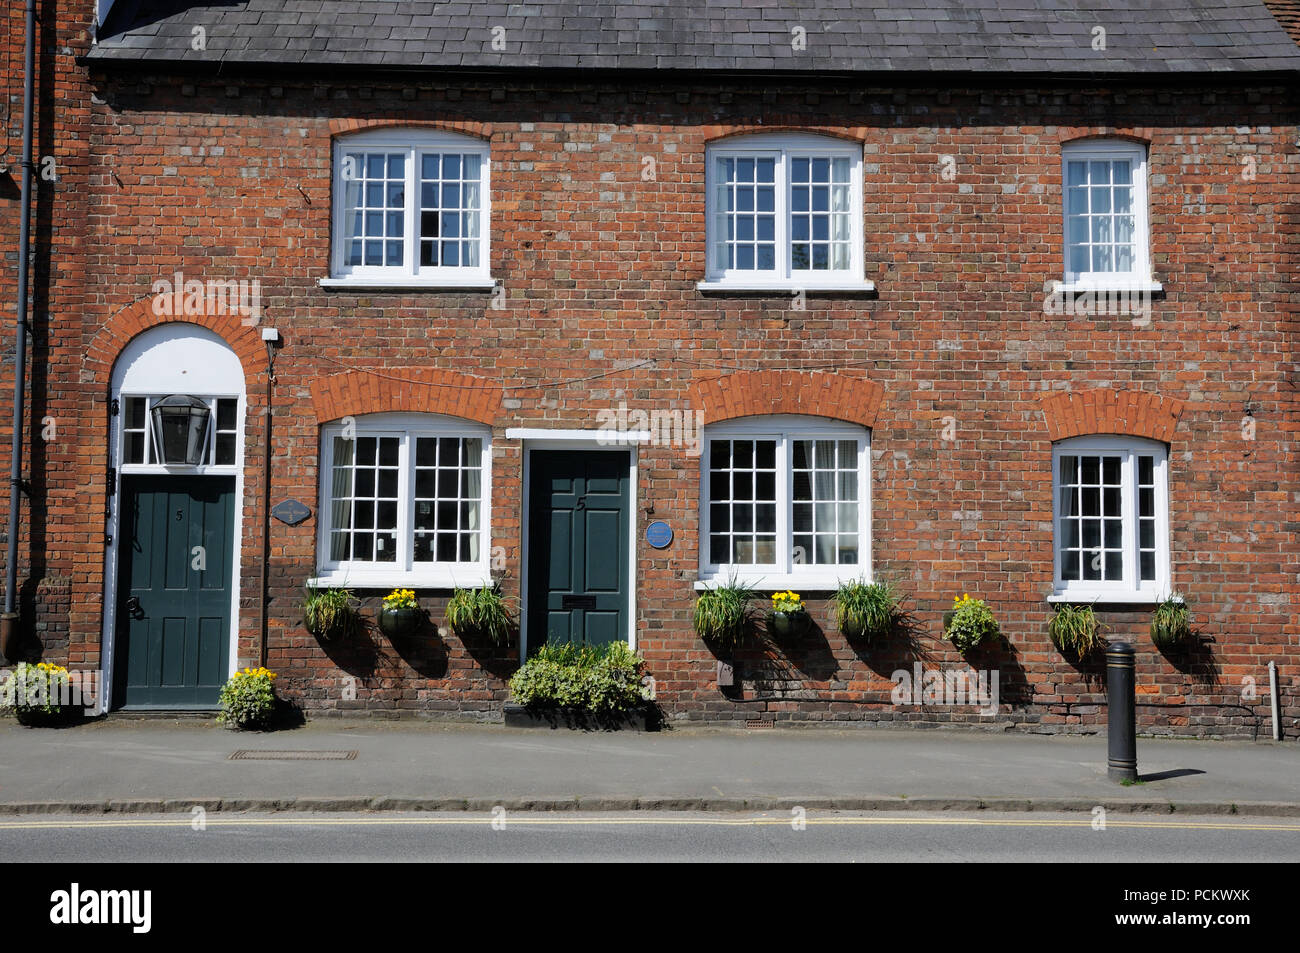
xmin=527 ymin=451 xmax=630 ymax=652
xmin=114 ymin=475 xmax=236 ymax=709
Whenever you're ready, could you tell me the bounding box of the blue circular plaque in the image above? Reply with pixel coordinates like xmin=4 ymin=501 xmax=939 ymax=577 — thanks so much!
xmin=645 ymin=521 xmax=673 ymax=549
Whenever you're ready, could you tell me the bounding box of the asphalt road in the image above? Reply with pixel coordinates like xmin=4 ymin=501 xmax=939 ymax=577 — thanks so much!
xmin=4 ymin=811 xmax=1297 ymax=862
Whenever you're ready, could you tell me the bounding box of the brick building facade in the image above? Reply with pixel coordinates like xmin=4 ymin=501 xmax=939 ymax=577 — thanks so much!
xmin=2 ymin=1 xmax=1298 ymax=737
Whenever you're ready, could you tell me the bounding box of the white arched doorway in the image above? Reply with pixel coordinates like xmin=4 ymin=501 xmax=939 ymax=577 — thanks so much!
xmin=101 ymin=324 xmax=246 ymax=711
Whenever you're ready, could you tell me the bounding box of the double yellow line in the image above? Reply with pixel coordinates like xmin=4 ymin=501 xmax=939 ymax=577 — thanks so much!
xmin=1 ymin=815 xmax=1298 ymax=832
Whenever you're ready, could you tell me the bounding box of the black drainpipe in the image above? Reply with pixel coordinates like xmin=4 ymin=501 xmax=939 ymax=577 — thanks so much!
xmin=1 ymin=0 xmax=38 ymax=663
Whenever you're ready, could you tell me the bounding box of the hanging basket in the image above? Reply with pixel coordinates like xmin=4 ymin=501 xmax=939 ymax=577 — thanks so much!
xmin=378 ymin=606 xmax=423 ymax=638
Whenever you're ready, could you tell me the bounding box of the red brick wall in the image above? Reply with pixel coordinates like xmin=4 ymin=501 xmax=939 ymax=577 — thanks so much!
xmin=14 ymin=54 xmax=1299 ymax=736
xmin=0 ymin=1 xmax=96 ymax=666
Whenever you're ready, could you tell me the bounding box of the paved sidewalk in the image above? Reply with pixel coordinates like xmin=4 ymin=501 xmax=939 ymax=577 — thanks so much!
xmin=1 ymin=718 xmax=1297 ymax=816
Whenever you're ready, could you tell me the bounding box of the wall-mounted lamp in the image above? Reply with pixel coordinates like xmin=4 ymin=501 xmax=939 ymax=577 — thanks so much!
xmin=150 ymin=394 xmax=211 ymax=465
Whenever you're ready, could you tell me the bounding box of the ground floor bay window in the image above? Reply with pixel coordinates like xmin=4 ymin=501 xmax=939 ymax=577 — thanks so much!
xmin=699 ymin=415 xmax=869 ymax=590
xmin=313 ymin=413 xmax=492 ymax=589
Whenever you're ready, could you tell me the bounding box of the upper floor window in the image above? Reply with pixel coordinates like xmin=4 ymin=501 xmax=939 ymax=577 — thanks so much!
xmin=702 ymin=134 xmax=865 ymax=290
xmin=329 ymin=130 xmax=491 ymax=287
xmin=314 ymin=413 xmax=492 ymax=588
xmin=1062 ymin=140 xmax=1151 ymax=288
xmin=1052 ymin=436 xmax=1169 ymax=602
xmin=700 ymin=415 xmax=869 ymax=588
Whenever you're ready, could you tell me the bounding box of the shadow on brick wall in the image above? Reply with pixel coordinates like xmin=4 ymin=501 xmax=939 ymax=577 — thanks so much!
xmin=1157 ymin=629 xmax=1222 ymax=688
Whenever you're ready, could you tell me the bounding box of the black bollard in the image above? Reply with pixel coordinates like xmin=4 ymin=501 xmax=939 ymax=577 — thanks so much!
xmin=1106 ymin=642 xmax=1137 ymax=782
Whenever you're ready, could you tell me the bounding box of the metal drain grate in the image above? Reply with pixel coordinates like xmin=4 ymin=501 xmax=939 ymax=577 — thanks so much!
xmin=745 ymin=719 xmax=775 ymax=729
xmin=229 ymin=749 xmax=358 ymax=761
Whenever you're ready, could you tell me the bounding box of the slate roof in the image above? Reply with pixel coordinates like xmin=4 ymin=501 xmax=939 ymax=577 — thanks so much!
xmin=90 ymin=0 xmax=1300 ymax=74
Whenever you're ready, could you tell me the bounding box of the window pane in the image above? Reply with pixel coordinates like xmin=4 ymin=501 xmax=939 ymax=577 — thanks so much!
xmin=715 ymin=153 xmax=776 ymax=273
xmin=124 ymin=396 xmax=146 ymax=429
xmin=707 ymin=438 xmax=776 ymax=565
xmin=124 ymin=431 xmax=145 ymax=465
xmin=215 ymin=434 xmax=236 ymax=465
xmin=216 ymin=398 xmax=237 ymax=432
xmin=1064 ymin=153 xmax=1140 ymax=277
xmin=342 ymin=151 xmax=405 ymax=270
xmin=417 ymin=151 xmax=484 ymax=270
xmin=413 ymin=435 xmax=483 ymax=564
xmin=1059 ymin=452 xmax=1120 ymax=584
xmin=791 ymin=435 xmax=859 ymax=565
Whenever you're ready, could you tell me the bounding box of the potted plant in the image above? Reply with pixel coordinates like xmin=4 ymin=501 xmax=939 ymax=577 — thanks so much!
xmin=943 ymin=593 xmax=1000 ymax=653
xmin=1151 ymin=593 xmax=1191 ymax=647
xmin=377 ymin=588 xmax=423 ymax=637
xmin=767 ymin=590 xmax=811 ymax=636
xmin=692 ymin=578 xmax=758 ymax=649
xmin=446 ymin=583 xmax=515 ymax=644
xmin=302 ymin=585 xmax=363 ymax=641
xmin=1048 ymin=602 xmax=1107 ymax=656
xmin=835 ymin=579 xmax=900 ymax=645
xmin=217 ymin=666 xmax=278 ymax=731
xmin=507 ymin=641 xmax=650 ymax=728
xmin=1 ymin=662 xmax=76 ymax=727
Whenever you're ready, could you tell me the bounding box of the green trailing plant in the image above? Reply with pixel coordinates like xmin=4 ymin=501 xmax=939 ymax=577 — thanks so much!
xmin=693 ymin=578 xmax=758 ymax=648
xmin=217 ymin=667 xmax=278 ymax=730
xmin=944 ymin=593 xmax=1000 ymax=653
xmin=1048 ymin=603 xmax=1107 ymax=656
xmin=835 ymin=579 xmax=901 ymax=644
xmin=509 ymin=641 xmax=646 ymax=715
xmin=446 ymin=583 xmax=515 ymax=644
xmin=302 ymin=586 xmax=363 ymax=641
xmin=1151 ymin=594 xmax=1191 ymax=647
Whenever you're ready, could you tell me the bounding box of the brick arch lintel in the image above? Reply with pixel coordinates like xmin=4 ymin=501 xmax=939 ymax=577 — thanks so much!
xmin=1039 ymin=388 xmax=1184 ymax=443
xmin=689 ymin=370 xmax=884 ymax=428
xmin=700 ymin=124 xmax=868 ymax=145
xmin=309 ymin=369 xmax=504 ymax=426
xmin=328 ymin=118 xmax=492 ymax=140
xmin=1057 ymin=127 xmax=1154 ymax=146
xmin=83 ymin=297 xmax=266 ymax=394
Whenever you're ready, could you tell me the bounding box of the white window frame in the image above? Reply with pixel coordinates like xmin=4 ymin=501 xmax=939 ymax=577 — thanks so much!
xmin=1060 ymin=140 xmax=1158 ymax=292
xmin=323 ymin=129 xmax=493 ymax=290
xmin=312 ymin=413 xmax=493 ymax=589
xmin=699 ymin=134 xmax=870 ymax=293
xmin=697 ymin=415 xmax=870 ymax=591
xmin=1050 ymin=435 xmax=1170 ymax=603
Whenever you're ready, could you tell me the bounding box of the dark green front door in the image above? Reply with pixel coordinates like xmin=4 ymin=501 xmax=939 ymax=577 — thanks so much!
xmin=114 ymin=475 xmax=236 ymax=709
xmin=527 ymin=451 xmax=630 ymax=652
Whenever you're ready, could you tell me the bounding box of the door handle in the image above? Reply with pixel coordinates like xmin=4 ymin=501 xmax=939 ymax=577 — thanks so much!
xmin=125 ymin=595 xmax=144 ymax=619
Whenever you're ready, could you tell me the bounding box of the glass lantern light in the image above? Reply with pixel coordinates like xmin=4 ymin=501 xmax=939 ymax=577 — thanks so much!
xmin=149 ymin=394 xmax=211 ymax=465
